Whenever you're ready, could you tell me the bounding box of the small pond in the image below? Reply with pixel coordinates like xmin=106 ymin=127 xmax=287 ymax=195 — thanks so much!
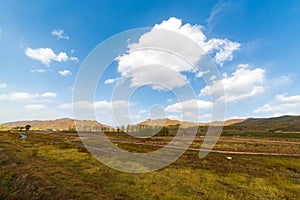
xmin=19 ymin=134 xmax=27 ymax=139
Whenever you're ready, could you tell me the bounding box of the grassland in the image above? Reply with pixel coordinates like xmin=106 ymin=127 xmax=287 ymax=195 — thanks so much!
xmin=0 ymin=130 xmax=300 ymax=199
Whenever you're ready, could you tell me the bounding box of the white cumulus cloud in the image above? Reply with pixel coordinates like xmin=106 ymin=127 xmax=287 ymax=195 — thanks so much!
xmin=25 ymin=47 xmax=69 ymax=66
xmin=200 ymin=64 xmax=265 ymax=102
xmin=70 ymin=56 xmax=79 ymax=63
xmin=60 ymin=100 xmax=131 ymax=126
xmin=196 ymin=70 xmax=210 ymax=78
xmin=276 ymin=94 xmax=300 ymax=102
xmin=0 ymin=92 xmax=57 ymax=102
xmin=254 ymin=94 xmax=300 ymax=116
xmin=164 ymin=99 xmax=212 ymax=122
xmin=104 ymin=78 xmax=120 ymax=85
xmin=41 ymin=92 xmax=56 ymax=98
xmin=115 ymin=17 xmax=240 ymax=91
xmin=205 ymin=39 xmax=240 ymax=66
xmin=58 ymin=70 xmax=72 ymax=76
xmin=165 ymin=99 xmax=212 ymax=113
xmin=154 ymin=17 xmax=240 ymax=66
xmin=0 ymin=92 xmax=39 ymax=102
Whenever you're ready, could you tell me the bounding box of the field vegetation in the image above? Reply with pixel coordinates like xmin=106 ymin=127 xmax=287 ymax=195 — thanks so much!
xmin=0 ymin=130 xmax=299 ymax=199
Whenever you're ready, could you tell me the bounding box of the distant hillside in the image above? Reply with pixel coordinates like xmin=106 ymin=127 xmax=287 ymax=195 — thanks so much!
xmin=1 ymin=118 xmax=112 ymax=131
xmin=138 ymin=118 xmax=180 ymax=126
xmin=137 ymin=118 xmax=198 ymax=128
xmin=198 ymin=119 xmax=246 ymax=126
xmin=2 ymin=115 xmax=300 ymax=132
xmin=231 ymin=115 xmax=300 ymax=131
xmin=137 ymin=118 xmax=245 ymax=127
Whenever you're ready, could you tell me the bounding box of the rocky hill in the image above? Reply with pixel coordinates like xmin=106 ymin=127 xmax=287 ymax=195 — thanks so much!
xmin=230 ymin=115 xmax=300 ymax=131
xmin=1 ymin=118 xmax=112 ymax=131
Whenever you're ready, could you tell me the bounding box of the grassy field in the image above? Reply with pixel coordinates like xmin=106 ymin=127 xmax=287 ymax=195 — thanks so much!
xmin=0 ymin=130 xmax=300 ymax=199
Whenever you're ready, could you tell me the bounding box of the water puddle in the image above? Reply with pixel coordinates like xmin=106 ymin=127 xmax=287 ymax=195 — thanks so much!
xmin=19 ymin=134 xmax=27 ymax=139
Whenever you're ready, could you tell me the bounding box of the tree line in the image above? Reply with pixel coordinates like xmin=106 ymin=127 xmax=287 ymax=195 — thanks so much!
xmin=12 ymin=125 xmax=31 ymax=131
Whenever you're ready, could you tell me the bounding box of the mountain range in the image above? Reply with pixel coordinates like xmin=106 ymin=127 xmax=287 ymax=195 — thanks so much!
xmin=1 ymin=115 xmax=300 ymax=132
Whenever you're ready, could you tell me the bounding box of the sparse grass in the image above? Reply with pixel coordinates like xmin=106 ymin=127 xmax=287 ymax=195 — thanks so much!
xmin=0 ymin=131 xmax=299 ymax=199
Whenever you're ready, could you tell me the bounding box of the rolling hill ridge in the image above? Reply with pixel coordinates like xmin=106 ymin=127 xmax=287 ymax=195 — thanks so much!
xmin=1 ymin=115 xmax=300 ymax=132
xmin=1 ymin=118 xmax=112 ymax=131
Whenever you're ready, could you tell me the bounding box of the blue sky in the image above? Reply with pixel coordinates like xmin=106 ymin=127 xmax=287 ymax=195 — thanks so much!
xmin=0 ymin=0 xmax=300 ymax=125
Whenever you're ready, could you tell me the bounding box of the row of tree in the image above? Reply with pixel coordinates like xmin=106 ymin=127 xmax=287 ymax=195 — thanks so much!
xmin=12 ymin=125 xmax=31 ymax=131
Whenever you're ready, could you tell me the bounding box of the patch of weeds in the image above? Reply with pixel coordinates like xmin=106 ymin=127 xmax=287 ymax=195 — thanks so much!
xmin=32 ymin=149 xmax=38 ymax=157
xmin=1 ymin=177 xmax=11 ymax=190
